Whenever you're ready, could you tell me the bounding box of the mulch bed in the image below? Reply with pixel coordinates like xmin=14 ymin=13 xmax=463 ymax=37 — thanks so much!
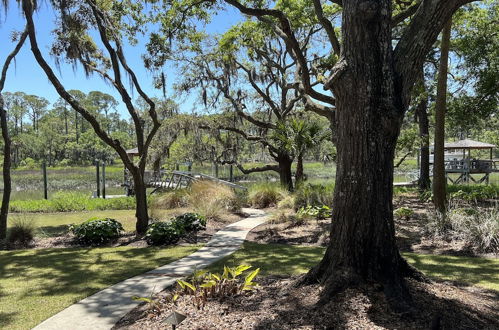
xmin=246 ymin=197 xmax=498 ymax=258
xmin=114 ymin=275 xmax=499 ymax=329
xmin=2 ymin=213 xmax=245 ymax=250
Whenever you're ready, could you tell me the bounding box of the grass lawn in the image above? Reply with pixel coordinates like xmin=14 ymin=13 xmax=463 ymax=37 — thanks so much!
xmin=208 ymin=242 xmax=499 ymax=291
xmin=0 ymin=245 xmax=201 ymax=330
xmin=8 ymin=209 xmax=190 ymax=237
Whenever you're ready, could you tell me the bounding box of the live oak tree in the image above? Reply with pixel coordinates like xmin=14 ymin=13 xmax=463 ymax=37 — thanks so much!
xmin=22 ymin=0 xmax=162 ymax=234
xmin=220 ymin=0 xmax=480 ymax=307
xmin=0 ymin=28 xmax=28 ymax=239
xmin=178 ymin=21 xmax=321 ymax=190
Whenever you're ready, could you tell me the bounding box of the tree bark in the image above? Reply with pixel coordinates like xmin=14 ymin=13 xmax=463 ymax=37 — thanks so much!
xmin=277 ymin=153 xmax=293 ymax=191
xmin=131 ymin=168 xmax=149 ymax=234
xmin=295 ymin=152 xmax=304 ymax=185
xmin=433 ymin=19 xmax=452 ymax=213
xmin=0 ymin=29 xmax=28 ymax=239
xmin=301 ymin=1 xmax=417 ymax=309
xmin=0 ymin=96 xmax=11 ymax=239
xmin=415 ymin=72 xmax=431 ymax=191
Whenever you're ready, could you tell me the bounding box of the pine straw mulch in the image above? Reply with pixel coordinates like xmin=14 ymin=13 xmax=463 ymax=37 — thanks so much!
xmin=3 ymin=212 xmax=245 ymax=251
xmin=114 ymin=275 xmax=499 ymax=330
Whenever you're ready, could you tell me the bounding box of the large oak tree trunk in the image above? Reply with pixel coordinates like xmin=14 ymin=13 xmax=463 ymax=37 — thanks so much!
xmin=301 ymin=1 xmax=420 ymax=308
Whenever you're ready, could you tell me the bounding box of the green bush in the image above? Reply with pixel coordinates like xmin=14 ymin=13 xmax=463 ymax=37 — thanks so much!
xmin=297 ymin=205 xmax=331 ymax=219
xmin=448 ymin=185 xmax=498 ymax=202
xmin=174 ymin=213 xmax=207 ymax=231
xmin=294 ymin=183 xmax=334 ymax=210
xmin=394 ymin=207 xmax=414 ymax=219
xmin=69 ymin=217 xmax=124 ymax=244
xmin=8 ymin=216 xmax=36 ymax=247
xmin=145 ymin=221 xmax=182 ymax=245
xmin=248 ymin=183 xmax=288 ymax=208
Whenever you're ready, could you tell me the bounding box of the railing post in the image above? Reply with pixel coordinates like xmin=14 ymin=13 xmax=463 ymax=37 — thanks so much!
xmin=42 ymin=161 xmax=48 ymax=200
xmin=102 ymin=162 xmax=106 ymax=199
xmin=96 ymin=160 xmax=100 ymax=198
xmin=229 ymin=164 xmax=234 ymax=182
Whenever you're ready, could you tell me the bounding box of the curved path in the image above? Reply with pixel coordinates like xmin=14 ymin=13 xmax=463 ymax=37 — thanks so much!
xmin=34 ymin=208 xmax=268 ymax=330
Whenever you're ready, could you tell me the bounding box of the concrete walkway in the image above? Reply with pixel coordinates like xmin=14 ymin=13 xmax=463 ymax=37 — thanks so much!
xmin=34 ymin=208 xmax=268 ymax=330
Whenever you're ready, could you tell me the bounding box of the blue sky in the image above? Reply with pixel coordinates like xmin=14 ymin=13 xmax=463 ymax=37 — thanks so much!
xmin=0 ymin=3 xmax=243 ymax=116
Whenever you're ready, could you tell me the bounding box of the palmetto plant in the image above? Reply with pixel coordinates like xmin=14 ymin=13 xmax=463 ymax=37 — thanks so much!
xmin=271 ymin=117 xmax=331 ymax=184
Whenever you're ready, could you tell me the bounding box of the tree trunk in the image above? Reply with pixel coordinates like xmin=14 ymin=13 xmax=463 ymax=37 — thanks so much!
xmin=415 ymin=72 xmax=430 ymax=191
xmin=301 ymin=2 xmax=418 ymax=309
xmin=277 ymin=153 xmax=293 ymax=191
xmin=0 ymin=96 xmax=12 ymax=239
xmin=132 ymin=170 xmax=149 ymax=235
xmin=433 ymin=19 xmax=452 ymax=213
xmin=295 ymin=152 xmax=304 ymax=185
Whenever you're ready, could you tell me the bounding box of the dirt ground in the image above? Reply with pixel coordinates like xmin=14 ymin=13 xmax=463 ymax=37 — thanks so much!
xmin=114 ymin=275 xmax=499 ymax=330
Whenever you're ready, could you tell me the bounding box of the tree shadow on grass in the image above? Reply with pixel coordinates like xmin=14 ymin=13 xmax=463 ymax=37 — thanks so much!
xmin=0 ymin=246 xmax=197 ymax=299
xmin=0 ymin=312 xmax=18 ymax=328
xmin=403 ymin=252 xmax=499 ymax=291
xmin=206 ymin=241 xmax=326 ymax=275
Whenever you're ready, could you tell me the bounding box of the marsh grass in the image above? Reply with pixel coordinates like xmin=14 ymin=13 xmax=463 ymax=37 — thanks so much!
xmin=9 ymin=192 xmax=135 ymax=213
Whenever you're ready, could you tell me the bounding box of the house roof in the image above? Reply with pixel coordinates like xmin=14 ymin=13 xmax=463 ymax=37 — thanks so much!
xmin=444 ymin=139 xmax=496 ymax=150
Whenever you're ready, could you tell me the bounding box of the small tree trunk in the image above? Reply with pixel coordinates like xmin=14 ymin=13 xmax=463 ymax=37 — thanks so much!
xmin=0 ymin=96 xmax=12 ymax=239
xmin=415 ymin=72 xmax=431 ymax=191
xmin=295 ymin=153 xmax=304 ymax=185
xmin=132 ymin=171 xmax=149 ymax=235
xmin=433 ymin=19 xmax=452 ymax=213
xmin=277 ymin=153 xmax=293 ymax=191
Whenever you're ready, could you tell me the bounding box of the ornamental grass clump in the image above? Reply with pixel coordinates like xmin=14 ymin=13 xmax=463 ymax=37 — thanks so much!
xmin=8 ymin=215 xmax=36 ymax=247
xmin=424 ymin=205 xmax=499 ymax=253
xmin=248 ymin=183 xmax=287 ymax=208
xmin=69 ymin=217 xmax=124 ymax=244
xmin=189 ymin=180 xmax=242 ymax=220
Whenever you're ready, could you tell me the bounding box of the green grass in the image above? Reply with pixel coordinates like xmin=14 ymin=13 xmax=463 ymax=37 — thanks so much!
xmin=8 ymin=210 xmax=137 ymax=237
xmin=0 ymin=245 xmax=201 ymax=330
xmin=208 ymin=242 xmax=499 ymax=291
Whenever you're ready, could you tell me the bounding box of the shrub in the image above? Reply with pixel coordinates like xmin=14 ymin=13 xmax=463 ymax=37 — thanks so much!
xmin=175 ymin=265 xmax=260 ymax=309
xmin=394 ymin=207 xmax=414 ymax=219
xmin=146 ymin=212 xmax=208 ymax=245
xmin=145 ymin=221 xmax=182 ymax=245
xmin=297 ymin=205 xmax=331 ymax=219
xmin=69 ymin=217 xmax=124 ymax=244
xmin=294 ymin=183 xmax=334 ymax=210
xmin=248 ymin=183 xmax=287 ymax=208
xmin=174 ymin=213 xmax=207 ymax=231
xmin=448 ymin=184 xmax=499 ymax=202
xmin=8 ymin=216 xmax=36 ymax=247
